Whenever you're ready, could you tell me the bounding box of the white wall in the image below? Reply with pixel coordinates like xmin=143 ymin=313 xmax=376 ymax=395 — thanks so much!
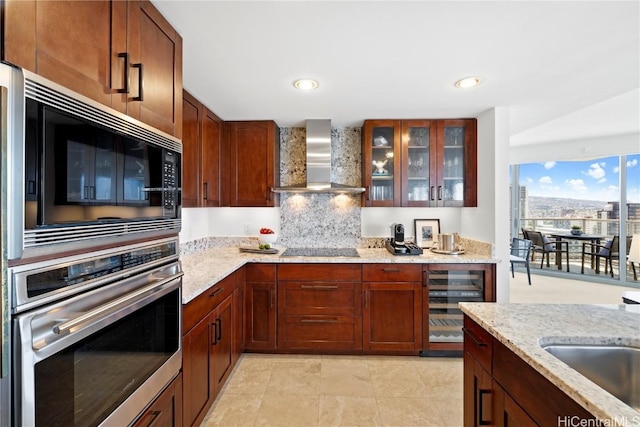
xmin=360 ymin=207 xmax=461 ymax=238
xmin=461 ymin=107 xmax=511 ymax=302
xmin=180 ymin=206 xmax=463 ymax=242
xmin=179 ymin=207 xmax=280 ymax=242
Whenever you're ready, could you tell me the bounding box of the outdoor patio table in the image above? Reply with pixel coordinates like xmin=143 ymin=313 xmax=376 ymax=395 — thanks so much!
xmin=549 ymin=232 xmax=604 ymax=271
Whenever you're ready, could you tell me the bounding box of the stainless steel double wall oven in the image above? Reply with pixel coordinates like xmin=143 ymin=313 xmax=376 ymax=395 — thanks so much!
xmin=1 ymin=63 xmax=184 ymax=426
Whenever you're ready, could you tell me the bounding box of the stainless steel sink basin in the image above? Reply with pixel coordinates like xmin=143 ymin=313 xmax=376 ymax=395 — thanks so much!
xmin=541 ymin=343 xmax=640 ymax=410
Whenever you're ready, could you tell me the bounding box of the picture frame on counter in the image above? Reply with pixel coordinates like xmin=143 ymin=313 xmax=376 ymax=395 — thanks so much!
xmin=414 ymin=219 xmax=440 ymax=248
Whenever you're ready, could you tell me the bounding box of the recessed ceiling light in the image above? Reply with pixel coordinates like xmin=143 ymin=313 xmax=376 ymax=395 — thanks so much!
xmin=455 ymin=77 xmax=482 ymax=88
xmin=294 ymin=79 xmax=319 ymax=90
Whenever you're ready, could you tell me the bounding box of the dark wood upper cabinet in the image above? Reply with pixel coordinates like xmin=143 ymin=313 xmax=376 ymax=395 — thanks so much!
xmin=3 ymin=0 xmax=182 ymax=138
xmin=126 ymin=0 xmax=183 ymax=138
xmin=363 ymin=119 xmax=477 ymax=207
xmin=225 ymin=121 xmax=280 ymax=207
xmin=182 ymin=92 xmax=201 ymax=207
xmin=182 ymin=91 xmax=222 ymax=207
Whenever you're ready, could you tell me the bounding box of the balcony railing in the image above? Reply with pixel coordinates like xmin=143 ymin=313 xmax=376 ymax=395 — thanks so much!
xmin=517 ymin=217 xmax=640 ymax=283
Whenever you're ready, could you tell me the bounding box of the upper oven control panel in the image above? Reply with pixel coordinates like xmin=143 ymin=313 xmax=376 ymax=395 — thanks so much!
xmin=10 ymin=237 xmax=180 ymax=314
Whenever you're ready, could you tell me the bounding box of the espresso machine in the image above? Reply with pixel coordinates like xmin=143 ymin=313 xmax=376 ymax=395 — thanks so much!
xmin=386 ymin=223 xmax=423 ymax=255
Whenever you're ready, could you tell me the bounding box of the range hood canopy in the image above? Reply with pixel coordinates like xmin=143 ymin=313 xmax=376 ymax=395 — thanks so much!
xmin=272 ymin=119 xmax=365 ymax=194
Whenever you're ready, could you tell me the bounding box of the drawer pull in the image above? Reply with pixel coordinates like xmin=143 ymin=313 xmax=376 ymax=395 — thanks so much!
xmin=300 ymin=285 xmax=339 ymax=289
xmin=138 ymin=410 xmax=161 ymax=427
xmin=382 ymin=268 xmax=401 ymax=273
xmin=209 ymin=287 xmax=224 ymax=298
xmin=462 ymin=327 xmax=488 ymax=347
xmin=300 ymin=318 xmax=338 ymax=323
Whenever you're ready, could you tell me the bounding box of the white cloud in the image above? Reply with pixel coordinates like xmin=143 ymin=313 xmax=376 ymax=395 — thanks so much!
xmin=597 ymin=178 xmax=607 ymax=184
xmin=543 ymin=161 xmax=556 ymax=170
xmin=628 ymin=159 xmax=638 ymax=168
xmin=565 ymin=178 xmax=588 ymax=193
xmin=586 ymin=163 xmax=606 ymax=180
xmin=539 ymin=176 xmax=553 ymax=185
xmin=613 ymin=166 xmax=619 ymax=173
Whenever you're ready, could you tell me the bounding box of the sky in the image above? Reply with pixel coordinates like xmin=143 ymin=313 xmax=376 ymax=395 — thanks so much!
xmin=518 ymin=154 xmax=640 ymax=203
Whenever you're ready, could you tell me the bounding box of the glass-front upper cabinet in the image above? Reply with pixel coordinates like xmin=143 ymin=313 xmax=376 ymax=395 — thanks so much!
xmin=363 ymin=118 xmax=477 ymax=207
xmin=362 ymin=120 xmax=401 ymax=206
xmin=401 ymin=120 xmax=436 ymax=206
xmin=437 ymin=119 xmax=476 ymax=207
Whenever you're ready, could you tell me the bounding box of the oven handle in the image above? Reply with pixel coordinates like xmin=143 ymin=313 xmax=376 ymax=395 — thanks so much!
xmin=53 ymin=272 xmax=182 ymax=335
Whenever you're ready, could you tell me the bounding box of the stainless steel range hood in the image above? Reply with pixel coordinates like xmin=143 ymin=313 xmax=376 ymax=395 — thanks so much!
xmin=272 ymin=119 xmax=365 ymax=194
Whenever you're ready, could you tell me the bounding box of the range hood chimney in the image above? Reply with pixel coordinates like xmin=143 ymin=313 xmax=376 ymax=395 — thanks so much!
xmin=272 ymin=119 xmax=365 ymax=193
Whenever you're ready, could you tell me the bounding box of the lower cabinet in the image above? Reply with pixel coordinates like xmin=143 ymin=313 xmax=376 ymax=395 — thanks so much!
xmin=277 ymin=264 xmax=362 ymax=350
xmin=245 ymin=264 xmax=277 ymax=350
xmin=211 ymin=295 xmax=234 ymax=396
xmin=132 ymin=373 xmax=183 ymax=427
xmin=463 ymin=315 xmax=596 ymax=427
xmin=182 ymin=274 xmax=237 ymax=427
xmin=232 ymin=267 xmax=246 ymax=365
xmin=362 ymin=264 xmax=422 ymax=353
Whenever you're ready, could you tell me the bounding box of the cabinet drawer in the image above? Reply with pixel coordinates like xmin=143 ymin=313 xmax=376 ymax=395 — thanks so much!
xmin=246 ymin=263 xmax=276 ymax=282
xmin=278 ymin=315 xmax=362 ymax=350
xmin=363 ymin=263 xmax=422 ymax=282
xmin=277 ymin=264 xmax=361 ymax=281
xmin=183 ymin=274 xmax=234 ymax=334
xmin=462 ymin=316 xmax=493 ymax=373
xmin=279 ymin=282 xmax=361 ymax=316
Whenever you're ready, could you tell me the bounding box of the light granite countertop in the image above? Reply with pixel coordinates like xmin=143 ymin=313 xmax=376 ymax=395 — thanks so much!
xmin=180 ymin=246 xmax=499 ymax=304
xmin=459 ymin=302 xmax=640 ymax=424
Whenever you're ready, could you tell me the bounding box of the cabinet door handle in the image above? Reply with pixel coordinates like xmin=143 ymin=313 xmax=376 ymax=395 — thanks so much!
xmin=430 ymin=186 xmax=435 ymax=201
xmin=462 ymin=327 xmax=488 ymax=347
xmin=117 ymin=52 xmax=129 ymax=94
xmin=478 ymin=389 xmax=492 ymax=425
xmin=216 ymin=318 xmax=222 ymax=341
xmin=300 ymin=285 xmax=338 ymax=289
xmin=203 ymin=182 xmax=209 ymax=200
xmin=300 ymin=317 xmax=338 ymax=323
xmin=132 ymin=63 xmax=144 ymax=101
xmin=209 ymin=287 xmax=224 ymax=298
xmin=437 ymin=185 xmax=443 ymax=200
xmin=366 ymin=186 xmax=371 ymax=201
xmin=211 ymin=321 xmax=218 ymax=345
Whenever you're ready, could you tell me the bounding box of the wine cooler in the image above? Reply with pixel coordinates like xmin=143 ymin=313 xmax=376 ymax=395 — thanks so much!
xmin=421 ymin=265 xmax=494 ymax=355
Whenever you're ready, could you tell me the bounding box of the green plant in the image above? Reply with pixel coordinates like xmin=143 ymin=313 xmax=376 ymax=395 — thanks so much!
xmin=571 ymin=225 xmax=581 ymax=230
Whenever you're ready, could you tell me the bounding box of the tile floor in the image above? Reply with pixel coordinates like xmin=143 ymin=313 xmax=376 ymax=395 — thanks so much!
xmin=201 ymin=273 xmax=639 ymax=426
xmin=202 ymin=354 xmax=463 ymax=427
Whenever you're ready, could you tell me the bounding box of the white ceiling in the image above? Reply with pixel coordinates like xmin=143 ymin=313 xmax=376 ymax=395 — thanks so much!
xmin=152 ymin=0 xmax=639 ymax=146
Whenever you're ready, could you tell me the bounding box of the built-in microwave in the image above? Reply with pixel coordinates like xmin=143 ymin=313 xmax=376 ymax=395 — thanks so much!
xmin=1 ymin=63 xmax=181 ymax=261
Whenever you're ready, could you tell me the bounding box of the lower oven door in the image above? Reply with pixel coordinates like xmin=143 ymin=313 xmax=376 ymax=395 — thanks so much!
xmin=13 ymin=262 xmax=182 ymax=427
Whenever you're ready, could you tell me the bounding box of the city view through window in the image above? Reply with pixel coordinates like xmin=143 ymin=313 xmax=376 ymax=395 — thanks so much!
xmin=512 ymin=154 xmax=640 ymax=282
xmin=517 ymin=154 xmax=639 ymax=235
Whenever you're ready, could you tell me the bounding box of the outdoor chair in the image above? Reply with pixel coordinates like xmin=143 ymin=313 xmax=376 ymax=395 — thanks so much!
xmin=581 ymin=236 xmax=632 ymax=277
xmin=527 ymin=230 xmax=570 ymax=272
xmin=510 ymin=237 xmax=533 ymax=285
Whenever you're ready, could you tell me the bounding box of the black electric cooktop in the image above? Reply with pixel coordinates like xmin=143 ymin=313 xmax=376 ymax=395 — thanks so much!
xmin=280 ymin=247 xmax=360 ymax=257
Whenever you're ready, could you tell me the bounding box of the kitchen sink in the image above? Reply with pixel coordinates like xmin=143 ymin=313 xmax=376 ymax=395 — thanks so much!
xmin=541 ymin=343 xmax=640 ymax=410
